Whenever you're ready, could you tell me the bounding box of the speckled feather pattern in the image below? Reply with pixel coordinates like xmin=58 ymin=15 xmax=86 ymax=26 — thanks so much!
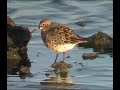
xmin=41 ymin=22 xmax=86 ymax=52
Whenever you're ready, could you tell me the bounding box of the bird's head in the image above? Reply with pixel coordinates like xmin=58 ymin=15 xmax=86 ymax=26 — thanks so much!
xmin=38 ymin=19 xmax=51 ymax=31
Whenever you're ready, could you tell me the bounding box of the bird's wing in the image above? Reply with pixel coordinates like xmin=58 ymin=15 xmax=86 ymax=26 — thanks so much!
xmin=54 ymin=23 xmax=84 ymax=44
xmin=62 ymin=25 xmax=82 ymax=44
xmin=46 ymin=23 xmax=86 ymax=44
xmin=44 ymin=25 xmax=65 ymax=46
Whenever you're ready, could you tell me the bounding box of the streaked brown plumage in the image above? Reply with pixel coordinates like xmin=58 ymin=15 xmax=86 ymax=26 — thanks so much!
xmin=38 ymin=19 xmax=87 ymax=63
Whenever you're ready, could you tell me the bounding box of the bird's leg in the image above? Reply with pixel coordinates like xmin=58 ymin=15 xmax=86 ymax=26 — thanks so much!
xmin=63 ymin=52 xmax=65 ymax=62
xmin=54 ymin=53 xmax=58 ymax=63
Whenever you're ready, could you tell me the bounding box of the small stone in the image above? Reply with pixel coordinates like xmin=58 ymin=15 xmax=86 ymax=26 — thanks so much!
xmin=82 ymin=53 xmax=98 ymax=60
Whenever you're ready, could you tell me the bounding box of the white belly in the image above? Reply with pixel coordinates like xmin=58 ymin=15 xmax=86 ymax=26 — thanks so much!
xmin=53 ymin=44 xmax=76 ymax=52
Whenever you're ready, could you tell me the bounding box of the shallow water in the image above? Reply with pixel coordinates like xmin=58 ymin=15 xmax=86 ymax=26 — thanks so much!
xmin=7 ymin=0 xmax=113 ymax=90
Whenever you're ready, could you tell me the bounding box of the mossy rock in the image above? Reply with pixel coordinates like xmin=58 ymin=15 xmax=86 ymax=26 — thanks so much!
xmin=51 ymin=61 xmax=72 ymax=78
xmin=7 ymin=48 xmax=21 ymax=74
xmin=51 ymin=61 xmax=72 ymax=69
xmin=7 ymin=16 xmax=32 ymax=75
xmin=78 ymin=31 xmax=113 ymax=53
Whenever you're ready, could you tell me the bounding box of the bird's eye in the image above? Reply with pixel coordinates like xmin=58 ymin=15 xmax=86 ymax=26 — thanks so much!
xmin=42 ymin=24 xmax=44 ymax=25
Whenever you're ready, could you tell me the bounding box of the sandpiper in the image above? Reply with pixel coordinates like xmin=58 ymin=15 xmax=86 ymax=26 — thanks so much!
xmin=38 ymin=19 xmax=87 ymax=63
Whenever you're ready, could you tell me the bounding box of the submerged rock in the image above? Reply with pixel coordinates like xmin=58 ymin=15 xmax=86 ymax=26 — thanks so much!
xmin=51 ymin=61 xmax=72 ymax=78
xmin=78 ymin=31 xmax=113 ymax=55
xmin=51 ymin=61 xmax=72 ymax=69
xmin=7 ymin=16 xmax=32 ymax=78
xmin=40 ymin=61 xmax=73 ymax=87
xmin=19 ymin=66 xmax=34 ymax=79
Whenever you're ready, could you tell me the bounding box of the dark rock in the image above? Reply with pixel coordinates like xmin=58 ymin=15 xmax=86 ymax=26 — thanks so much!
xmin=7 ymin=25 xmax=32 ymax=47
xmin=11 ymin=67 xmax=19 ymax=75
xmin=78 ymin=31 xmax=113 ymax=54
xmin=7 ymin=34 xmax=15 ymax=48
xmin=82 ymin=53 xmax=98 ymax=60
xmin=7 ymin=47 xmax=21 ymax=73
xmin=7 ymin=16 xmax=32 ymax=76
